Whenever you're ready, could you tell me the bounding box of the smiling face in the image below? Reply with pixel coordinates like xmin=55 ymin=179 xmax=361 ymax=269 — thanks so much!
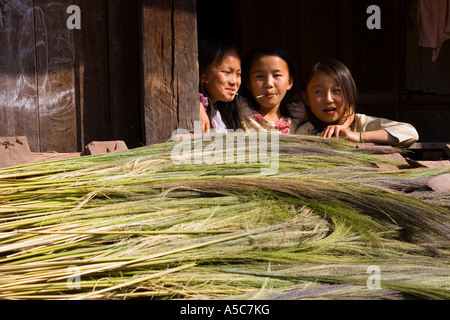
xmin=202 ymin=49 xmax=241 ymax=104
xmin=248 ymin=55 xmax=293 ymax=117
xmin=303 ymin=72 xmax=349 ymax=125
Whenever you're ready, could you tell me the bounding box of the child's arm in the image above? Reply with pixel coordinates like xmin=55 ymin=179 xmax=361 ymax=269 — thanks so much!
xmin=199 ymin=102 xmax=210 ymax=133
xmin=339 ymin=129 xmax=398 ymax=145
xmin=331 ymin=114 xmax=419 ymax=147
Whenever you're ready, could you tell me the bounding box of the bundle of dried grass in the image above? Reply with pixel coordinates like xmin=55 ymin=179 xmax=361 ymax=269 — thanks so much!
xmin=0 ymin=134 xmax=449 ymax=300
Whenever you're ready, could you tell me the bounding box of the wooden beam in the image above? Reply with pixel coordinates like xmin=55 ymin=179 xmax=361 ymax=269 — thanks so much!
xmin=409 ymin=142 xmax=449 ymax=150
xmin=108 ymin=0 xmax=142 ymax=149
xmin=75 ymin=0 xmax=111 ymax=147
xmin=0 ymin=136 xmax=34 ymax=168
xmin=173 ymin=0 xmax=200 ymax=132
xmin=84 ymin=140 xmax=128 ymax=155
xmin=140 ymin=0 xmax=199 ymax=145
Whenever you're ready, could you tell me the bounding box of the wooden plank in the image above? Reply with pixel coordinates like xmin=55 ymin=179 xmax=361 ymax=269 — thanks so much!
xmin=141 ymin=0 xmax=198 ymax=145
xmin=107 ymin=0 xmax=142 ymax=149
xmin=0 ymin=1 xmax=40 ymax=152
xmin=356 ymin=143 xmax=409 ymax=170
xmin=0 ymin=136 xmax=34 ymax=168
xmin=427 ymin=174 xmax=450 ymax=192
xmin=84 ymin=141 xmax=128 ymax=155
xmin=406 ymin=158 xmax=450 ymax=168
xmin=34 ymin=0 xmax=77 ymax=153
xmin=374 ymin=153 xmax=410 ymax=170
xmin=409 ymin=142 xmax=449 ymax=150
xmin=141 ymin=0 xmax=176 ymax=145
xmin=173 ymin=0 xmax=199 ymax=131
xmin=418 ymin=161 xmax=450 ymax=168
xmin=32 ymin=152 xmax=81 ymax=163
xmin=75 ymin=0 xmax=111 ymax=147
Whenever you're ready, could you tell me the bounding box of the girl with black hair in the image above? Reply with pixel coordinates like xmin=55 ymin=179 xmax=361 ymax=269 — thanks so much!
xmin=297 ymin=59 xmax=419 ymax=147
xmin=198 ymin=38 xmax=243 ymax=132
xmin=238 ymin=45 xmax=305 ymax=134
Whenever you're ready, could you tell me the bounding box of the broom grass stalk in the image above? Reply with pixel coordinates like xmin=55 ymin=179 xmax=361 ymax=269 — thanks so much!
xmin=217 ymin=268 xmax=450 ymax=299
xmin=49 ymin=227 xmax=280 ymax=282
xmin=14 ymin=230 xmax=237 ymax=236
xmin=72 ymin=262 xmax=197 ymax=300
xmin=1 ymin=134 xmax=449 ymax=300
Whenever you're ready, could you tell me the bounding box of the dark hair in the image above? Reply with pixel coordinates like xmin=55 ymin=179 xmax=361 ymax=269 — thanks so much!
xmin=302 ymin=59 xmax=358 ymax=131
xmin=198 ymin=38 xmax=241 ymax=129
xmin=198 ymin=38 xmax=240 ymax=93
xmin=241 ymin=45 xmax=297 ymax=119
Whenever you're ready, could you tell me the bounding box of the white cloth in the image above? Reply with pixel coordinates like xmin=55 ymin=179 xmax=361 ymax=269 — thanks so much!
xmin=210 ymin=104 xmax=228 ymax=134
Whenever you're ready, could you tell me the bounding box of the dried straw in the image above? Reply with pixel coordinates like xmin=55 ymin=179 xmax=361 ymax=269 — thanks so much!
xmin=0 ymin=134 xmax=449 ymax=300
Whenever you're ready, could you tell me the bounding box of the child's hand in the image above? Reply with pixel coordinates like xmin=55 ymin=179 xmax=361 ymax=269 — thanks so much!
xmin=321 ymin=113 xmax=354 ymax=138
xmin=338 ymin=130 xmax=360 ymax=143
xmin=321 ymin=125 xmax=349 ymax=138
xmin=321 ymin=125 xmax=360 ymax=143
xmin=199 ymin=103 xmax=210 ymax=133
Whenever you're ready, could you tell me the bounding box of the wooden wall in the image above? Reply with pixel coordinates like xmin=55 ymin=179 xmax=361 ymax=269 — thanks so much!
xmin=73 ymin=0 xmax=141 ymax=151
xmin=0 ymin=0 xmax=198 ymax=153
xmin=1 ymin=0 xmax=448 ymax=154
xmin=0 ymin=0 xmax=77 ymax=153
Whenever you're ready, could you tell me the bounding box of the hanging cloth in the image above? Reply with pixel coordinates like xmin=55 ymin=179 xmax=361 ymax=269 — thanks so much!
xmin=418 ymin=0 xmax=450 ymax=62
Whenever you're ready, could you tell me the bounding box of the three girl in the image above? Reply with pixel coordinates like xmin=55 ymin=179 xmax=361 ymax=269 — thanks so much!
xmin=198 ymin=39 xmax=419 ymax=147
xmin=296 ymin=59 xmax=419 ymax=147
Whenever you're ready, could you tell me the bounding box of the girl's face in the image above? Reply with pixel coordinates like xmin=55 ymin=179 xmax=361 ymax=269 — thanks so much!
xmin=248 ymin=55 xmax=293 ymax=115
xmin=303 ymin=72 xmax=348 ymax=124
xmin=202 ymin=50 xmax=241 ymax=104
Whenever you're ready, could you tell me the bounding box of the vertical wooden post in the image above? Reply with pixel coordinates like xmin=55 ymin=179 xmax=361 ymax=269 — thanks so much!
xmin=140 ymin=0 xmax=199 ymax=145
xmin=107 ymin=0 xmax=142 ymax=149
xmin=75 ymin=0 xmax=111 ymax=147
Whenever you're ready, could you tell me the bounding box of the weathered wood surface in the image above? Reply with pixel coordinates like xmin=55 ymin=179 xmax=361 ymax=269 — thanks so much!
xmin=0 ymin=1 xmax=41 ymax=152
xmin=74 ymin=0 xmax=111 ymax=149
xmin=1 ymin=0 xmax=447 ymax=153
xmin=84 ymin=140 xmax=128 ymax=156
xmin=36 ymin=0 xmax=77 ymax=153
xmin=107 ymin=0 xmax=141 ymax=149
xmin=0 ymin=0 xmax=77 ymax=153
xmin=141 ymin=0 xmax=199 ymax=145
xmin=0 ymin=136 xmax=34 ymax=168
xmin=31 ymin=152 xmax=81 ymax=163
